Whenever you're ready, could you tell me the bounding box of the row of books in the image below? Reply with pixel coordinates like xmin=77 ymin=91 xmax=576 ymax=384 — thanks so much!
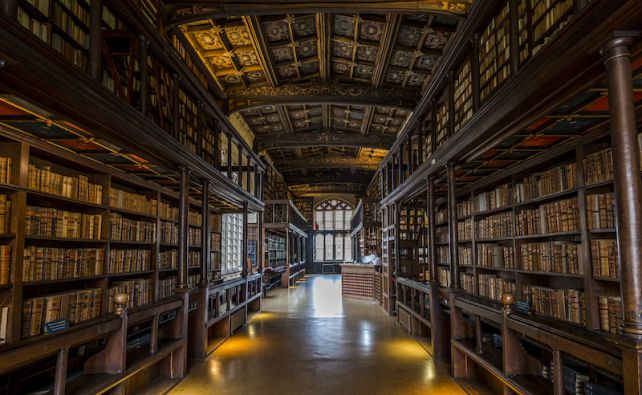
xmin=189 ymin=227 xmax=201 ymax=247
xmin=18 ymin=6 xmax=50 ymax=43
xmin=457 ymin=218 xmax=472 ymax=241
xmin=26 ymin=206 xmax=102 ymax=239
xmin=0 ymin=245 xmax=10 ymax=286
xmin=475 ymin=211 xmax=513 ymax=239
xmin=478 ymin=274 xmax=515 ymax=301
xmin=436 ymin=226 xmax=448 ymax=244
xmin=437 ymin=267 xmax=451 ymax=288
xmin=435 ymin=103 xmax=449 ymax=147
xmin=437 ymin=246 xmax=449 ymax=264
xmin=159 ymin=276 xmax=176 ymax=299
xmin=457 ymin=200 xmax=471 ymax=217
xmin=28 ymin=164 xmax=103 ymax=204
xmin=57 ymin=0 xmax=90 ymax=25
xmin=598 ymin=295 xmax=622 ymax=334
xmin=51 ymin=32 xmax=87 ymax=69
xmin=459 ymin=246 xmax=472 ymax=266
xmin=188 ymin=273 xmax=201 ymax=288
xmin=0 ymin=194 xmax=10 ymax=234
xmin=24 ymin=0 xmax=51 ymax=16
xmin=51 ymin=3 xmax=89 ymax=48
xmin=160 ymin=220 xmax=178 ymax=244
xmin=109 ymin=188 xmax=157 ymax=216
xmin=584 ymin=148 xmax=613 ymax=185
xmin=586 ymin=192 xmax=616 ymax=230
xmin=522 ymin=285 xmax=585 ymax=324
xmin=461 ymin=272 xmax=474 ymax=294
xmin=22 ymin=246 xmax=104 ymax=282
xmin=518 ymin=241 xmax=581 ymax=274
xmin=591 ymin=239 xmax=619 ymax=278
xmin=477 ymin=243 xmax=515 ymax=269
xmin=189 ymin=211 xmax=203 ymax=226
xmin=109 ymin=213 xmax=156 ymax=242
xmin=159 ymin=201 xmax=179 ymax=220
xmin=158 ymin=249 xmax=178 ymax=270
xmin=22 ymin=288 xmax=102 ymax=338
xmin=0 ymin=156 xmax=12 ymax=184
xmin=188 ymin=251 xmax=201 ymax=268
xmin=479 ymin=1 xmax=510 ymax=101
xmin=473 ymin=183 xmax=511 ymax=213
xmin=532 ymin=0 xmax=574 ymax=46
xmin=515 ymin=198 xmax=579 ymax=235
xmin=108 ymin=279 xmax=152 ymax=313
xmin=108 ymin=249 xmax=151 ymax=274
xmin=454 ymin=60 xmax=473 ymax=132
xmin=514 ymin=162 xmax=576 ymax=203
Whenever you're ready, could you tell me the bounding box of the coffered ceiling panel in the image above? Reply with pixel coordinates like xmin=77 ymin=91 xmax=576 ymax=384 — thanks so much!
xmin=174 ymin=3 xmax=471 ymax=194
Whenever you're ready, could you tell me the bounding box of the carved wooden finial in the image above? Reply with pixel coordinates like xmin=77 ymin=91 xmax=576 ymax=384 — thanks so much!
xmin=500 ymin=292 xmax=515 ymax=315
xmin=114 ymin=293 xmax=129 ymax=315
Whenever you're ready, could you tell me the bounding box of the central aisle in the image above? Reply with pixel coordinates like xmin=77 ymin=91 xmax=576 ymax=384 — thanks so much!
xmin=171 ymin=275 xmax=464 ymax=395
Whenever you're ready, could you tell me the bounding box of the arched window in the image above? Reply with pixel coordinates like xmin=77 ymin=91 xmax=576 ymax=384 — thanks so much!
xmin=313 ymin=199 xmax=354 ymax=262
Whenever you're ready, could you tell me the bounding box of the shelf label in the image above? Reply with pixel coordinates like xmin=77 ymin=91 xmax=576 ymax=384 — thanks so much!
xmin=45 ymin=319 xmax=69 ymax=334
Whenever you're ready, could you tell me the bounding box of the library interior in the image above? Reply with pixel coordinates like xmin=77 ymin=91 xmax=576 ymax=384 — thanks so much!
xmin=0 ymin=0 xmax=641 ymax=394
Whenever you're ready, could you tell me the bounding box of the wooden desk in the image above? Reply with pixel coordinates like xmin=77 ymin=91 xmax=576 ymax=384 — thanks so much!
xmin=340 ymin=264 xmax=377 ymax=300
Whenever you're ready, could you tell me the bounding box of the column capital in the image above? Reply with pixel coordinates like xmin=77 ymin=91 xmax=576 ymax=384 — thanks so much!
xmin=601 ymin=34 xmax=638 ymax=59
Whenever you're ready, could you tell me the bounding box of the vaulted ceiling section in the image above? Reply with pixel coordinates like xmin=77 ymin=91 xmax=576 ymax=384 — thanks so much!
xmin=171 ymin=1 xmax=472 ymax=195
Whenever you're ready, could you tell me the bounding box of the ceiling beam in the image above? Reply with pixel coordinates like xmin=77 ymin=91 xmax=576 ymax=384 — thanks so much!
xmin=276 ymin=154 xmax=381 ymax=171
xmin=226 ymin=82 xmax=418 ymax=113
xmin=166 ymin=1 xmax=471 ymax=28
xmin=371 ymin=13 xmax=402 ymax=87
xmin=254 ymin=129 xmax=396 ymax=151
xmin=289 ymin=183 xmax=366 ymax=196
xmin=284 ymin=173 xmax=373 ymax=186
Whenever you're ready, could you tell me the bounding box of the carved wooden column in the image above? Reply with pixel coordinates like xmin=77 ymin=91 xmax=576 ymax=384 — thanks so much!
xmin=418 ymin=125 xmax=424 ymax=165
xmin=88 ymin=0 xmax=102 ymax=80
xmin=431 ymin=100 xmax=437 ymax=153
xmin=178 ymin=167 xmax=190 ymax=289
xmin=603 ymin=36 xmax=642 ymax=337
xmin=447 ymin=162 xmax=459 ymax=288
xmin=0 ymin=0 xmax=17 ymax=19
xmin=394 ymin=203 xmax=401 ymax=277
xmin=242 ymin=202 xmax=249 ymax=277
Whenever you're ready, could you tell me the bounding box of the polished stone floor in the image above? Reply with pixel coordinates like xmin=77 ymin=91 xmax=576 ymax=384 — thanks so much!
xmin=171 ymin=274 xmax=464 ymax=395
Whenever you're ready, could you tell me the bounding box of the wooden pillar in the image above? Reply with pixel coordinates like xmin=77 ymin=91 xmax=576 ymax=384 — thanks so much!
xmin=88 ymin=0 xmax=102 ymax=80
xmin=258 ymin=209 xmax=264 ymax=273
xmin=53 ymin=348 xmax=68 ymax=395
xmin=259 ymin=171 xmax=264 ymax=200
xmin=384 ymin=162 xmax=390 ymax=195
xmin=447 ymin=162 xmax=459 ymax=288
xmin=426 ymin=177 xmax=437 ymax=283
xmin=242 ymin=202 xmax=249 ymax=277
xmin=603 ymin=36 xmax=642 ymax=337
xmin=200 ymin=180 xmax=210 ymax=282
xmin=0 ymin=0 xmax=17 ymax=19
xmin=213 ymin=120 xmax=220 ymax=168
xmin=509 ymin=0 xmax=520 ymax=75
xmin=139 ymin=36 xmax=149 ymax=115
xmin=471 ymin=33 xmax=481 ymax=111
xmin=178 ymin=167 xmax=190 ymax=289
